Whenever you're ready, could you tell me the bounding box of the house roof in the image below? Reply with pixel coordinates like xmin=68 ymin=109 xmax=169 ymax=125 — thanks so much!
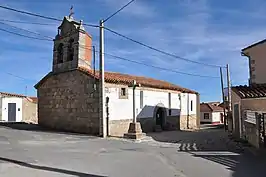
xmin=241 ymin=39 xmax=266 ymax=52
xmin=232 ymin=84 xmax=266 ymax=99
xmin=200 ymin=103 xmax=224 ymax=112
xmin=28 ymin=97 xmax=38 ymax=104
xmin=0 ymin=92 xmax=26 ymax=98
xmin=0 ymin=92 xmax=38 ymax=103
xmin=35 ymin=67 xmax=198 ymax=94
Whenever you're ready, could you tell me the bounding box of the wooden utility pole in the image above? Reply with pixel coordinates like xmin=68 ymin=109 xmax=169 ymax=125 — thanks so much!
xmin=226 ymin=64 xmax=232 ymax=131
xmin=220 ymin=67 xmax=226 ymax=130
xmin=99 ymin=19 xmax=107 ymax=138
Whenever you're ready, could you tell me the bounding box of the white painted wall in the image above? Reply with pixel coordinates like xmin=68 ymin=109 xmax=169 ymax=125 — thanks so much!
xmin=105 ymin=85 xmax=197 ymax=120
xmin=212 ymin=112 xmax=223 ymax=123
xmin=1 ymin=97 xmax=23 ymax=122
xmin=200 ymin=111 xmax=223 ymax=123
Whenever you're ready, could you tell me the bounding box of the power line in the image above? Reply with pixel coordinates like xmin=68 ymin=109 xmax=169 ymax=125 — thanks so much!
xmin=0 ymin=19 xmax=57 ymax=25
xmin=0 ymin=21 xmax=53 ymax=40
xmin=104 ymin=27 xmax=226 ymax=68
xmin=79 ymin=45 xmax=219 ymax=79
xmin=103 ymin=0 xmax=136 ymax=23
xmin=0 ymin=5 xmax=98 ymax=28
xmin=4 ymin=72 xmax=37 ymax=81
xmin=0 ymin=27 xmax=52 ymax=41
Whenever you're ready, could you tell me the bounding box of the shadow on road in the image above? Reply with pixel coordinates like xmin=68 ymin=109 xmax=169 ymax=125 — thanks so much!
xmin=0 ymin=122 xmax=97 ymax=138
xmin=0 ymin=157 xmax=106 ymax=177
xmin=146 ymin=128 xmax=266 ymax=177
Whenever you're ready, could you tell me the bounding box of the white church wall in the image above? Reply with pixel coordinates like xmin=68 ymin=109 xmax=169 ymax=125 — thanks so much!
xmin=105 ymin=84 xmax=197 ymax=121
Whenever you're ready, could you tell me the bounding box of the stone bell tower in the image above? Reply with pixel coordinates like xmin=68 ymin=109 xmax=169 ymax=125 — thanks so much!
xmin=52 ymin=13 xmax=92 ymax=72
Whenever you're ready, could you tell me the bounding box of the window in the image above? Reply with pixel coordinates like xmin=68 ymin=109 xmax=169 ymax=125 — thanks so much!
xmin=252 ymin=74 xmax=256 ymax=79
xmin=121 ymin=88 xmax=126 ymax=96
xmin=251 ymin=67 xmax=255 ymax=71
xmin=251 ymin=60 xmax=255 ymax=64
xmin=67 ymin=39 xmax=74 ymax=61
xmin=204 ymin=113 xmax=209 ymax=119
xmin=190 ymin=100 xmax=193 ymax=111
xmin=119 ymin=87 xmax=128 ymax=99
xmin=57 ymin=43 xmax=64 ymax=63
xmin=140 ymin=91 xmax=143 ymax=109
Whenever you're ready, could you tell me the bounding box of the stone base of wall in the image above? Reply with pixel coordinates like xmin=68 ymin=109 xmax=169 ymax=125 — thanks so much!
xmin=39 ymin=117 xmax=99 ymax=135
xmin=244 ymin=121 xmax=259 ymax=148
xmin=108 ymin=116 xmax=181 ymax=137
xmin=180 ymin=114 xmax=198 ymax=130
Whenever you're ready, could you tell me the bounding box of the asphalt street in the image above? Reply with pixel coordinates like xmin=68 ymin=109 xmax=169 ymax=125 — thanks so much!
xmin=0 ymin=124 xmax=265 ymax=177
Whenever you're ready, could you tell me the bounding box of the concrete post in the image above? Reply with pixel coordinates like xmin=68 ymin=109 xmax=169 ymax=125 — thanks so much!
xmin=99 ymin=20 xmax=107 ymax=138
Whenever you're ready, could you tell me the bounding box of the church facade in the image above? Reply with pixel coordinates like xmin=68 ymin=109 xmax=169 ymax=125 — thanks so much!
xmin=35 ymin=15 xmax=200 ymax=137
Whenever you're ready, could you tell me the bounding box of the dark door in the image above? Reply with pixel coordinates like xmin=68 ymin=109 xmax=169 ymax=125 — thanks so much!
xmin=220 ymin=113 xmax=224 ymax=123
xmin=8 ymin=103 xmax=16 ymax=122
xmin=156 ymin=108 xmax=164 ymax=128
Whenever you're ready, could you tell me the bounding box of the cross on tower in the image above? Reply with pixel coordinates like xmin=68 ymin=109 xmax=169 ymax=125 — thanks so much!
xmin=69 ymin=5 xmax=74 ymax=18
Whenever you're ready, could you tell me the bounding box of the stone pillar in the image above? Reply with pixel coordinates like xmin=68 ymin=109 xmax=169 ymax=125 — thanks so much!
xmin=124 ymin=80 xmax=145 ymax=140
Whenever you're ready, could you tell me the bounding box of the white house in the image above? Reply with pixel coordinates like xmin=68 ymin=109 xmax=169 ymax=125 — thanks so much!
xmin=35 ymin=14 xmax=200 ymax=138
xmin=200 ymin=102 xmax=224 ymax=124
xmin=0 ymin=92 xmax=38 ymax=123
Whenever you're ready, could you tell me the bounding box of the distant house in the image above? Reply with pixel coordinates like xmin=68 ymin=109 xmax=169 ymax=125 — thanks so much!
xmin=231 ymin=39 xmax=266 ymax=145
xmin=0 ymin=92 xmax=37 ymax=123
xmin=200 ymin=102 xmax=224 ymax=124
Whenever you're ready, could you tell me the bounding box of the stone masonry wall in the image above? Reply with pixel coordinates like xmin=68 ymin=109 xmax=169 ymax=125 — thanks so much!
xmin=37 ymin=70 xmax=100 ymax=135
xmin=22 ymin=98 xmax=38 ymax=124
xmin=180 ymin=114 xmax=198 ymax=130
xmin=109 ymin=116 xmax=181 ymax=137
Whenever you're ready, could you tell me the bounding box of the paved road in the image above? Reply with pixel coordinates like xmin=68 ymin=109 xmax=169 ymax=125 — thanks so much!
xmin=0 ymin=124 xmax=265 ymax=177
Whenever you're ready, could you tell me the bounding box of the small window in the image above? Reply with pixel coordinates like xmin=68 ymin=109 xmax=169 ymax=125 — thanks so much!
xmin=251 ymin=67 xmax=255 ymax=71
xmin=119 ymin=87 xmax=128 ymax=99
xmin=57 ymin=43 xmax=64 ymax=63
xmin=252 ymin=74 xmax=256 ymax=79
xmin=18 ymin=108 xmax=20 ymax=111
xmin=204 ymin=113 xmax=209 ymax=119
xmin=251 ymin=60 xmax=255 ymax=64
xmin=190 ymin=100 xmax=193 ymax=111
xmin=121 ymin=88 xmax=126 ymax=96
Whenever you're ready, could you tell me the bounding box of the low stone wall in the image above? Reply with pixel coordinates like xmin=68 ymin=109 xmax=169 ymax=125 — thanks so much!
xmin=108 ymin=119 xmax=131 ymax=137
xmin=244 ymin=121 xmax=259 ymax=148
xmin=108 ymin=116 xmax=181 ymax=137
xmin=180 ymin=114 xmax=198 ymax=130
xmin=22 ymin=98 xmax=38 ymax=124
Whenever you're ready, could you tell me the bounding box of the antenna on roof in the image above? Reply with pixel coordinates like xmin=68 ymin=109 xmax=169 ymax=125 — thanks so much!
xmin=69 ymin=5 xmax=74 ymax=18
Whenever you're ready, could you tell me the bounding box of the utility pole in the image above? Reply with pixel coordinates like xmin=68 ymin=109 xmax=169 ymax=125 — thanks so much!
xmin=220 ymin=67 xmax=226 ymax=131
xmin=226 ymin=64 xmax=232 ymax=131
xmin=99 ymin=20 xmax=107 ymax=138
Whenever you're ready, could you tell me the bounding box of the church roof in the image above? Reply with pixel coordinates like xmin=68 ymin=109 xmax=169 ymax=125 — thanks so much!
xmin=35 ymin=67 xmax=198 ymax=94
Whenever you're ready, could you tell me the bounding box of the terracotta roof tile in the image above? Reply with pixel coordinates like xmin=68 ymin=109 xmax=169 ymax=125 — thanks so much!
xmin=78 ymin=67 xmax=198 ymax=94
xmin=28 ymin=97 xmax=38 ymax=104
xmin=232 ymin=84 xmax=266 ymax=98
xmin=0 ymin=92 xmax=26 ymax=98
xmin=200 ymin=103 xmax=224 ymax=112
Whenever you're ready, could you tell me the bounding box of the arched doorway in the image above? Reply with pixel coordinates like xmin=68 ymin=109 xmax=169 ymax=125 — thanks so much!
xmin=155 ymin=107 xmax=165 ymax=129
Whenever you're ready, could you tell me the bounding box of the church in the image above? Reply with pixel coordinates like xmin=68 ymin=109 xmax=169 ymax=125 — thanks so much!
xmin=35 ymin=14 xmax=200 ymax=137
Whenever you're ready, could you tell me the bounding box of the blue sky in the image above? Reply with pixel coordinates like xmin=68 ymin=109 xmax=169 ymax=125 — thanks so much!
xmin=0 ymin=0 xmax=265 ymax=102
